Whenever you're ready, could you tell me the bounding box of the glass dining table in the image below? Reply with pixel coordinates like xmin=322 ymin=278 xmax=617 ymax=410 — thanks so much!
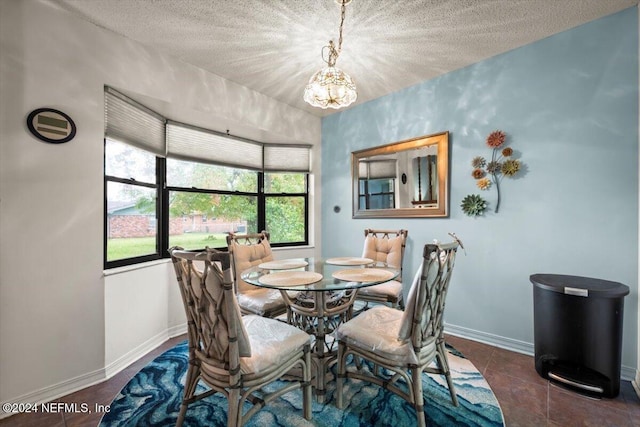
xmin=241 ymin=257 xmax=399 ymax=403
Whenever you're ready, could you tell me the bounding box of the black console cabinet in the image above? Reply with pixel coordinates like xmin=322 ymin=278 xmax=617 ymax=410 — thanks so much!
xmin=530 ymin=274 xmax=629 ymax=398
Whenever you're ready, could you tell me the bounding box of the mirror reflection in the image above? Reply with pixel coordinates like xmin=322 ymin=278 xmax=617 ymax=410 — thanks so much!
xmin=410 ymin=150 xmax=438 ymax=207
xmin=352 ymin=132 xmax=449 ymax=218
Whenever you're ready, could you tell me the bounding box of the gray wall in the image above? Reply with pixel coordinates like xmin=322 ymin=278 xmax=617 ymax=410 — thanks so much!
xmin=321 ymin=8 xmax=639 ymax=375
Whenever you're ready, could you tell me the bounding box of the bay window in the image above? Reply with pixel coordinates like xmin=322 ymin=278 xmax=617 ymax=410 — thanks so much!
xmin=104 ymin=87 xmax=310 ymax=268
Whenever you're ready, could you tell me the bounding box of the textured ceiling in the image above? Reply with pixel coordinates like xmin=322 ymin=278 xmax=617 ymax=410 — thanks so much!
xmin=52 ymin=0 xmax=638 ymax=117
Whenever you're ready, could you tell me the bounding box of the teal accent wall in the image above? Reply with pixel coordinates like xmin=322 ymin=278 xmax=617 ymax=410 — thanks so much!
xmin=321 ymin=8 xmax=638 ymax=369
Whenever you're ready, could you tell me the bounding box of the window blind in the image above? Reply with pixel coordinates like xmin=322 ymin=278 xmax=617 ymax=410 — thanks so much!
xmin=264 ymin=144 xmax=311 ymax=173
xmin=166 ymin=121 xmax=264 ymax=171
xmin=359 ymin=159 xmax=397 ymax=179
xmin=104 ymin=87 xmax=166 ymax=156
xmin=105 ymin=87 xmax=312 ymax=173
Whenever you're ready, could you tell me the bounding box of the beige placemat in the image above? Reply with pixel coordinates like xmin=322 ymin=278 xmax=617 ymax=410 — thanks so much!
xmin=258 ymin=259 xmax=308 ymax=270
xmin=332 ymin=268 xmax=395 ymax=283
xmin=258 ymin=271 xmax=323 ymax=287
xmin=325 ymin=257 xmax=374 ymax=266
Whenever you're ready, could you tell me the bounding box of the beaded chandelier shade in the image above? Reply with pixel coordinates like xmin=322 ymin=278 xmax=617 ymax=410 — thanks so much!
xmin=303 ymin=0 xmax=357 ymax=109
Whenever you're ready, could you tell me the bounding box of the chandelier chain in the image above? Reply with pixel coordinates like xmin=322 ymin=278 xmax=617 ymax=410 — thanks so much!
xmin=337 ymin=0 xmax=346 ymax=54
xmin=324 ymin=0 xmax=348 ymax=67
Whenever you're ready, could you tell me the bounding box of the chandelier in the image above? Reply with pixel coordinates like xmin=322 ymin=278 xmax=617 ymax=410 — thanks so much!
xmin=303 ymin=0 xmax=357 ymax=109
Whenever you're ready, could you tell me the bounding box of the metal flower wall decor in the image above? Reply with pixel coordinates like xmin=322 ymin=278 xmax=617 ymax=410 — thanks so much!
xmin=461 ymin=130 xmax=522 ymax=216
xmin=460 ymin=194 xmax=487 ymax=217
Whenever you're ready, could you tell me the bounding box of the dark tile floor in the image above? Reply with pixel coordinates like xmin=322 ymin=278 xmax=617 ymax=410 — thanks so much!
xmin=1 ymin=334 xmax=638 ymax=426
xmin=445 ymin=335 xmax=640 ymax=427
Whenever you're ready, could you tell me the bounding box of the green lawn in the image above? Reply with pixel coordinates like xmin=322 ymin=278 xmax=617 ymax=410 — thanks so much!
xmin=107 ymin=233 xmax=227 ymax=261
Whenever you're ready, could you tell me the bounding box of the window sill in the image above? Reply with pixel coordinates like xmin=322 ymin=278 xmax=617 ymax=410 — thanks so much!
xmin=103 ymin=245 xmax=316 ymax=277
xmin=103 ymin=258 xmax=171 ymax=277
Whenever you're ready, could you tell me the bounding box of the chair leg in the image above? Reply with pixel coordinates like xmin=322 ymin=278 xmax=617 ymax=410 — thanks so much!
xmin=436 ymin=341 xmax=459 ymax=407
xmin=303 ymin=345 xmax=312 ymax=420
xmin=411 ymin=367 xmax=426 ymax=427
xmin=336 ymin=341 xmax=346 ymax=409
xmin=228 ymin=388 xmax=241 ymax=427
xmin=176 ymin=361 xmax=199 ymax=427
xmin=176 ymin=402 xmax=189 ymax=427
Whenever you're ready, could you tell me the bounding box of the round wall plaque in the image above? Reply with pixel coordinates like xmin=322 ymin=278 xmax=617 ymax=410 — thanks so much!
xmin=27 ymin=108 xmax=76 ymax=144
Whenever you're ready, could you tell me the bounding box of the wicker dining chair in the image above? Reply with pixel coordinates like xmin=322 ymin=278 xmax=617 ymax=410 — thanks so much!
xmin=170 ymin=247 xmax=312 ymax=427
xmin=226 ymin=231 xmax=288 ymax=318
xmin=356 ymin=229 xmax=408 ymax=309
xmin=336 ymin=239 xmax=462 ymax=427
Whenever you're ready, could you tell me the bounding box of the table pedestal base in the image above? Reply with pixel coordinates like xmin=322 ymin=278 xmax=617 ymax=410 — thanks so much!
xmin=282 ymin=290 xmax=356 ymax=403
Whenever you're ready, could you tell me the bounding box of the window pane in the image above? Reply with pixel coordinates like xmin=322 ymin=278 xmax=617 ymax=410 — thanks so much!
xmin=106 ymin=181 xmax=157 ymax=261
xmin=367 ymin=178 xmax=394 ymax=194
xmin=359 ymin=195 xmax=366 ymax=210
xmin=167 ymin=159 xmax=257 ymax=192
xmin=359 ymin=178 xmax=395 ymax=209
xmin=266 ymin=196 xmax=305 ymax=243
xmin=369 ymin=194 xmax=394 ymax=209
xmin=105 ymin=139 xmax=156 ymax=183
xmin=169 ymin=191 xmax=257 ymax=249
xmin=264 ymin=173 xmax=306 ymax=193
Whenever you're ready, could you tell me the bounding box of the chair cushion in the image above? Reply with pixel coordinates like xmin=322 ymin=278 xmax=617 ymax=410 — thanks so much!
xmin=237 ymin=288 xmax=287 ymax=316
xmin=362 ymin=233 xmax=404 ymax=280
xmin=357 ymin=279 xmax=402 ymax=299
xmin=231 ymin=239 xmax=274 ymax=292
xmin=240 ymin=315 xmax=311 ymax=374
xmin=336 ymin=306 xmax=427 ymax=365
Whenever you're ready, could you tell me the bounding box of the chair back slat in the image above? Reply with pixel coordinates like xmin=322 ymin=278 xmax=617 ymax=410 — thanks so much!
xmin=410 ymin=241 xmax=459 ymax=350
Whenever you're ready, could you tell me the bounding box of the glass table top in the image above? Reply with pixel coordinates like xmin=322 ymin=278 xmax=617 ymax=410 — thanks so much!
xmin=240 ymin=257 xmax=399 ymax=292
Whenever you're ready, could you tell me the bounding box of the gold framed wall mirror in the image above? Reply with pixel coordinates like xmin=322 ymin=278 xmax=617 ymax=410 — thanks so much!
xmin=351 ymin=131 xmax=449 ymax=218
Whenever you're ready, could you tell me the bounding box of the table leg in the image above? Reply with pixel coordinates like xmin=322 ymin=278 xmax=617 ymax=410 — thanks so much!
xmin=314 ymin=291 xmax=327 ymax=404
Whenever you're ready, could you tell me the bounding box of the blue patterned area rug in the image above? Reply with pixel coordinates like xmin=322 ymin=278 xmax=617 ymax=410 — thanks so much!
xmin=100 ymin=341 xmax=504 ymax=427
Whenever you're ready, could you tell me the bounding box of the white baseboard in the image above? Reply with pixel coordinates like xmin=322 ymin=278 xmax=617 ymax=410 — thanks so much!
xmin=621 ymin=365 xmax=637 ymax=382
xmin=1 ymin=322 xmax=188 ymax=421
xmin=167 ymin=322 xmax=188 ymax=339
xmin=633 ymin=370 xmax=640 ymax=399
xmin=105 ymin=323 xmax=187 ymax=378
xmin=445 ymin=322 xmax=535 ymax=355
xmin=444 ymin=322 xmax=636 ymax=381
xmin=105 ymin=330 xmax=169 ymax=378
xmin=0 ymin=367 xmax=105 ymax=420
